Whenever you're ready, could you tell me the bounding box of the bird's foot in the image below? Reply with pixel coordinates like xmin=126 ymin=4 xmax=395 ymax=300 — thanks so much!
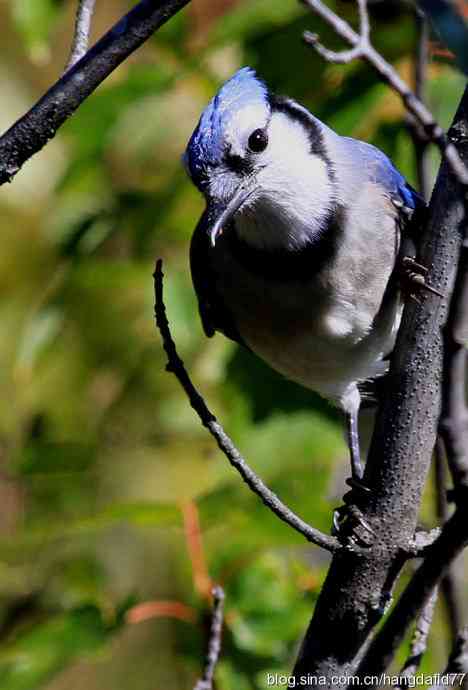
xmin=332 ymin=478 xmax=374 ymax=547
xmin=399 ymin=256 xmax=444 ymax=302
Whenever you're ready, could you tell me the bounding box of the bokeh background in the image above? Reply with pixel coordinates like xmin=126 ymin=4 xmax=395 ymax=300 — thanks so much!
xmin=0 ymin=1 xmax=466 ymax=688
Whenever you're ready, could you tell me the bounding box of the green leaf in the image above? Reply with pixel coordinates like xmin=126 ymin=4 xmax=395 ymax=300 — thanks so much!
xmin=0 ymin=604 xmax=127 ymax=690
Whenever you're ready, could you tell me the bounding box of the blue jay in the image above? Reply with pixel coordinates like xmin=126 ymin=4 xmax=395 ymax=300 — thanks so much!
xmin=184 ymin=67 xmax=425 ymax=505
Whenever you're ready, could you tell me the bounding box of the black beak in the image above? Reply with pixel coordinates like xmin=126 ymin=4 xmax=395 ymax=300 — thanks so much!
xmin=207 ymin=180 xmax=257 ymax=248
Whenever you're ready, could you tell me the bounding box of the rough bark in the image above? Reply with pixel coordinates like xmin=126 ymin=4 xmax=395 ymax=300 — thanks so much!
xmin=293 ymin=86 xmax=468 ymax=685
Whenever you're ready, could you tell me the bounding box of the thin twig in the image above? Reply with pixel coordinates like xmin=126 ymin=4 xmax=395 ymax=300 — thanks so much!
xmin=0 ymin=0 xmax=191 ymax=186
xmin=399 ymin=586 xmax=438 ymax=679
xmin=410 ymin=9 xmax=432 ymax=201
xmin=303 ymin=0 xmax=370 ymax=63
xmin=434 ymin=626 xmax=468 ymax=690
xmin=194 ymin=586 xmax=225 ymax=690
xmin=302 ymin=0 xmax=468 ymax=187
xmin=153 ymin=260 xmax=340 ymax=553
xmin=439 ymin=231 xmax=468 ymax=497
xmin=444 ymin=626 xmax=468 ymax=678
xmin=65 ymin=0 xmax=97 ymax=71
xmin=435 ymin=439 xmax=463 ymax=644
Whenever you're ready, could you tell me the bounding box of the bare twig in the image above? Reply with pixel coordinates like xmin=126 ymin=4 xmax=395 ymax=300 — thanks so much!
xmin=153 ymin=260 xmax=340 ymax=553
xmin=399 ymin=586 xmax=438 ymax=679
xmin=439 ymin=230 xmax=468 ymax=496
xmin=0 ymin=0 xmax=191 ymax=186
xmin=65 ymin=0 xmax=97 ymax=71
xmin=357 ymin=506 xmax=468 ymax=676
xmin=444 ymin=626 xmax=468 ymax=678
xmin=410 ymin=9 xmax=432 ymax=201
xmin=303 ymin=0 xmax=370 ymax=63
xmin=435 ymin=439 xmax=463 ymax=644
xmin=302 ymin=0 xmax=468 ymax=187
xmin=194 ymin=586 xmax=225 ymax=690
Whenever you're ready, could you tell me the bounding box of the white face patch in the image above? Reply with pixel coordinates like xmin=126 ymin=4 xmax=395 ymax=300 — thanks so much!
xmin=224 ymin=102 xmax=270 ymax=158
xmin=236 ymin=111 xmax=335 ymax=250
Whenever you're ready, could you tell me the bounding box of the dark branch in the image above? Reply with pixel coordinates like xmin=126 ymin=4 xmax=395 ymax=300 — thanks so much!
xmin=399 ymin=586 xmax=438 ymax=679
xmin=293 ymin=34 xmax=468 ymax=689
xmin=357 ymin=507 xmax=468 ymax=676
xmin=439 ymin=228 xmax=468 ymax=496
xmin=65 ymin=0 xmax=97 ymax=71
xmin=435 ymin=439 xmax=464 ymax=644
xmin=194 ymin=586 xmax=225 ymax=690
xmin=302 ymin=0 xmax=468 ymax=188
xmin=441 ymin=626 xmax=468 ymax=680
xmin=153 ymin=261 xmax=340 ymax=553
xmin=0 ymin=0 xmax=191 ymax=186
xmin=353 ymin=84 xmax=468 ymax=681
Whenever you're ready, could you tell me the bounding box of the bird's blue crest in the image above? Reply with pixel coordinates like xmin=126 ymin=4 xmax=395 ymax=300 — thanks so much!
xmin=185 ymin=67 xmax=269 ymax=188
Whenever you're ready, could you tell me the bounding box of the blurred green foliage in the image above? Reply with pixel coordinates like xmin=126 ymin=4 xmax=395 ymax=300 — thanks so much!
xmin=0 ymin=1 xmax=466 ymax=688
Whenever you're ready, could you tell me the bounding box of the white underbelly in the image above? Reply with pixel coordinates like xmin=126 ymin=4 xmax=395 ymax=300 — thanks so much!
xmin=223 ymin=278 xmax=401 ymax=404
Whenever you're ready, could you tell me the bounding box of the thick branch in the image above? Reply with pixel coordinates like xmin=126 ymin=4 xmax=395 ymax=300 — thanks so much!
xmin=0 ymin=0 xmax=191 ymax=186
xmin=357 ymin=508 xmax=468 ymax=676
xmin=293 ymin=75 xmax=468 ymax=690
xmin=65 ymin=0 xmax=97 ymax=71
xmin=194 ymin=586 xmax=225 ymax=690
xmin=153 ymin=261 xmax=340 ymax=553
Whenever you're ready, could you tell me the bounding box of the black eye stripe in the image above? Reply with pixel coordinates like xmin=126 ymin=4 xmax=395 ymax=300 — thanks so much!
xmin=225 ymin=152 xmax=252 ymax=174
xmin=248 ymin=128 xmax=268 ymax=153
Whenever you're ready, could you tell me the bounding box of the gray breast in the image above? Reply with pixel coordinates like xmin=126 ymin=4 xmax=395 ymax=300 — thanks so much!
xmin=210 ymin=186 xmax=401 ymax=403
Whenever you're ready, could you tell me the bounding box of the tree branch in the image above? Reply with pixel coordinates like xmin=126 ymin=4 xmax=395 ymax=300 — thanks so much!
xmin=153 ymin=261 xmax=340 ymax=553
xmin=194 ymin=586 xmax=225 ymax=690
xmin=435 ymin=439 xmax=464 ymax=644
xmin=0 ymin=0 xmax=191 ymax=186
xmin=439 ymin=225 xmax=468 ymax=496
xmin=294 ymin=84 xmax=468 ymax=686
xmin=293 ymin=1 xmax=468 ymax=679
xmin=399 ymin=586 xmax=438 ymax=679
xmin=302 ymin=0 xmax=468 ymax=188
xmin=410 ymin=9 xmax=432 ymax=202
xmin=357 ymin=507 xmax=468 ymax=676
xmin=439 ymin=626 xmax=468 ymax=686
xmin=65 ymin=0 xmax=97 ymax=71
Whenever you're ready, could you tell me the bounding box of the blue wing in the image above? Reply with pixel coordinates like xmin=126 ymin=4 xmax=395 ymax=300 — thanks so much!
xmin=342 ymin=136 xmax=426 ymax=221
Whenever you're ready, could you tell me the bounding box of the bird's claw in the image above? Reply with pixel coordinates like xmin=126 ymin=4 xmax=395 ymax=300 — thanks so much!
xmin=345 ymin=476 xmax=372 ymax=494
xmin=400 ymin=256 xmax=444 ymax=300
xmin=332 ymin=478 xmax=375 ymax=546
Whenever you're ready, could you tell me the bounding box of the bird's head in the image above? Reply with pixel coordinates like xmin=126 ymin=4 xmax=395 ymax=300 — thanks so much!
xmin=184 ymin=68 xmax=335 ymax=250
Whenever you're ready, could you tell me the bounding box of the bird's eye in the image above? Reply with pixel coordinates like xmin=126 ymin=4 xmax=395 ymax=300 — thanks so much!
xmin=248 ymin=128 xmax=268 ymax=153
